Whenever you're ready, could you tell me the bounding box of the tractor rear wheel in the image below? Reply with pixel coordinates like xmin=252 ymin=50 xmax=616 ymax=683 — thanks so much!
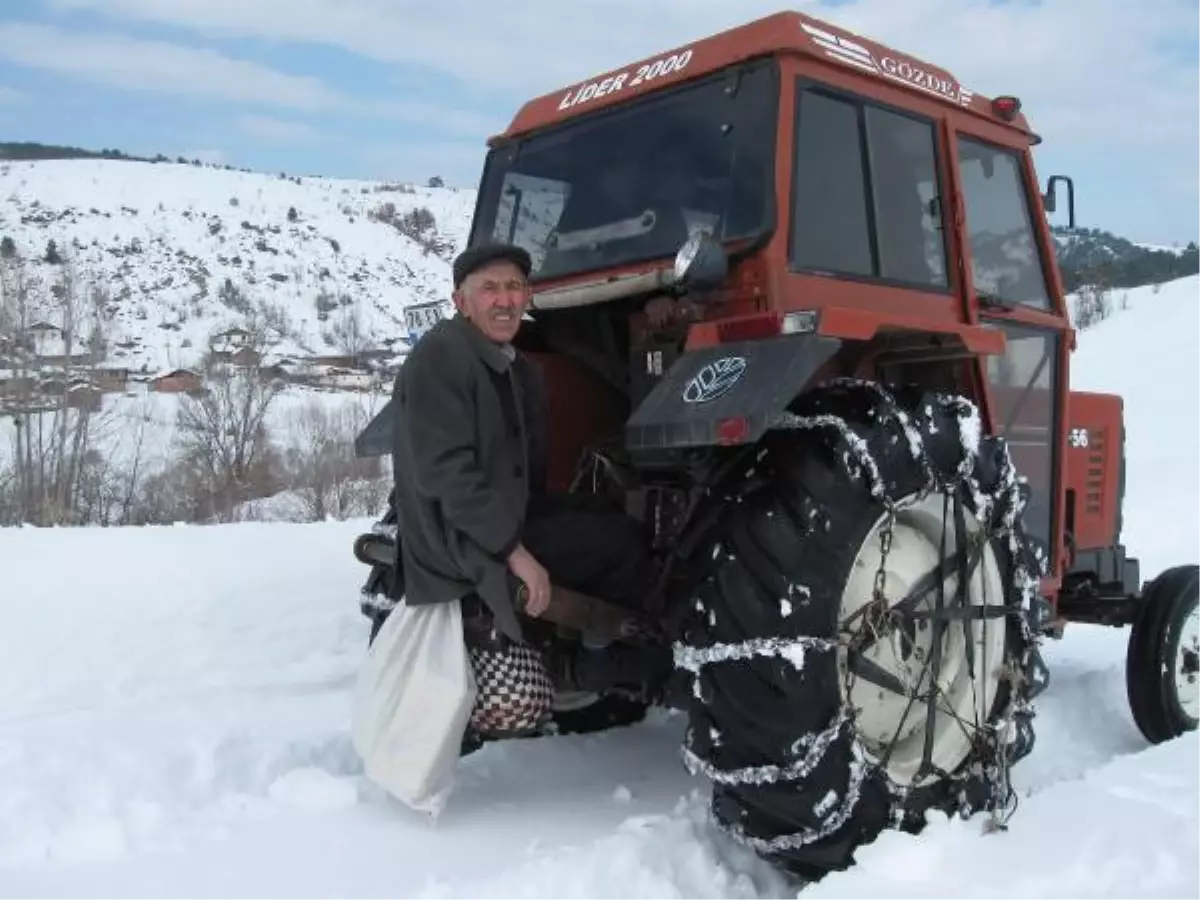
xmin=673 ymin=381 xmax=1050 ymax=881
xmin=1125 ymin=564 xmax=1199 ymax=744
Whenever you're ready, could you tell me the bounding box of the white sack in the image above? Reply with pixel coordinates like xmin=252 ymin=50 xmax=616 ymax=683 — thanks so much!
xmin=351 ymin=598 xmax=476 ymax=817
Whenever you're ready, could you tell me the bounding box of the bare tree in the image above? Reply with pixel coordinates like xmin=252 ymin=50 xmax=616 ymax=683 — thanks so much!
xmin=0 ymin=252 xmax=112 ymax=524
xmin=283 ymin=397 xmax=384 ymax=521
xmin=114 ymin=400 xmax=153 ymax=524
xmin=1073 ymin=281 xmax=1112 ymax=329
xmin=329 ymin=302 xmax=367 ymax=363
xmin=174 ymin=328 xmax=283 ymax=520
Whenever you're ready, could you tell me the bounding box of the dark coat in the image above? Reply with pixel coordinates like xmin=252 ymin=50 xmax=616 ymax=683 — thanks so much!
xmin=389 ymin=313 xmax=548 ymax=642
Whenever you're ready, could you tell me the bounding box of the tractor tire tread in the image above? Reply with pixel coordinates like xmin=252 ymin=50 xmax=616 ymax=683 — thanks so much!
xmin=672 ymin=379 xmax=1049 ymax=881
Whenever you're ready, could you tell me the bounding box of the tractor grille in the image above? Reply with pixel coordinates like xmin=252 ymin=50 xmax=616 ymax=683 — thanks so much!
xmin=1085 ymin=427 xmax=1106 ymax=516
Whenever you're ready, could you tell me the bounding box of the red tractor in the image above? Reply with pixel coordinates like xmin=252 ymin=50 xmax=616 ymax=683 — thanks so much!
xmin=354 ymin=10 xmax=1198 ymax=880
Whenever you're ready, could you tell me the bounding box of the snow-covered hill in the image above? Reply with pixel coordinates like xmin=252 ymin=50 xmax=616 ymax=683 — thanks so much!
xmin=0 ymin=273 xmax=1196 ymax=896
xmin=1052 ymin=225 xmax=1198 ymax=293
xmin=0 ymin=158 xmax=476 ymax=374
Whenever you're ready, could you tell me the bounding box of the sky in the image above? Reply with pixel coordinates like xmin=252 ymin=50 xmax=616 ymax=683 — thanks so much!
xmin=0 ymin=0 xmax=1195 ymax=246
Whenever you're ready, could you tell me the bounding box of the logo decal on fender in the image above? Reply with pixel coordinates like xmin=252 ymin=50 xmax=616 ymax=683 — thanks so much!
xmin=683 ymin=356 xmax=747 ymax=404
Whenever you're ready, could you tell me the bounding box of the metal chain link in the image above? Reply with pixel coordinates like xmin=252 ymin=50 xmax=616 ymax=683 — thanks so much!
xmin=872 ymin=504 xmax=895 ymax=609
xmin=867 ymin=503 xmax=897 ymax=660
xmin=842 ymin=501 xmax=899 ymax=706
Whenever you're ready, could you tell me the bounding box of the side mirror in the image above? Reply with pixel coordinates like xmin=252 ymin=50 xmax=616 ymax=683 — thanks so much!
xmin=673 ymin=230 xmax=728 ymax=290
xmin=1043 ymin=175 xmax=1076 ymax=229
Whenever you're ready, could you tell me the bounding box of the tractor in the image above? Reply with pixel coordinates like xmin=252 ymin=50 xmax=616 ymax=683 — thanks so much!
xmin=351 ymin=10 xmax=1199 ymax=881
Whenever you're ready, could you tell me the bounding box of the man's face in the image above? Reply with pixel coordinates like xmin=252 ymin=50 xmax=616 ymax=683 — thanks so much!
xmin=453 ymin=259 xmax=531 ymax=344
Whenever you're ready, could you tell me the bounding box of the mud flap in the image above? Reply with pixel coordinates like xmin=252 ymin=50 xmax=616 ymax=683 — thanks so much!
xmin=624 ymin=334 xmax=841 ymax=451
xmin=355 ymin=399 xmax=394 ymax=458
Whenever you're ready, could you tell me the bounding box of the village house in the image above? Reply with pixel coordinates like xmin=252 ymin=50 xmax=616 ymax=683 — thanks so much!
xmin=0 ymin=371 xmax=36 ymax=399
xmin=65 ymin=381 xmax=104 ymax=412
xmin=308 ymin=352 xmax=361 ymax=368
xmin=27 ymin=320 xmax=60 ymax=341
xmin=208 ymin=327 xmax=263 ymax=368
xmin=150 ymin=368 xmax=204 ymax=394
xmin=36 ymin=349 xmax=99 ymax=367
xmin=93 ymin=367 xmax=130 ymax=393
xmin=209 ymin=326 xmax=251 ymax=350
xmin=17 ymin=321 xmax=96 ymax=367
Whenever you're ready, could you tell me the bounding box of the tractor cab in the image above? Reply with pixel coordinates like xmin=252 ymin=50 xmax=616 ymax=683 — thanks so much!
xmin=461 ymin=12 xmax=1076 ymax=574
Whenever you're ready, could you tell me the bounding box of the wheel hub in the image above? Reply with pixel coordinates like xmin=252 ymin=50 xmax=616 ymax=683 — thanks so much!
xmin=1174 ymin=606 xmax=1199 ymax=720
xmin=837 ymin=491 xmax=1009 ymax=788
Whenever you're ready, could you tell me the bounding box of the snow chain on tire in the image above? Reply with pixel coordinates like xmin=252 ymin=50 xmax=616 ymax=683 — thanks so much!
xmin=673 ymin=379 xmax=1051 ymax=881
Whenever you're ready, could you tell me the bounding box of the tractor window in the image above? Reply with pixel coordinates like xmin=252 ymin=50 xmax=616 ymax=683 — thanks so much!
xmin=984 ymin=321 xmax=1059 ymax=557
xmin=790 ymin=85 xmax=948 ymax=289
xmin=957 ymin=138 xmax=1052 ymax=311
xmin=791 ymin=91 xmax=872 ymax=277
xmin=470 ymin=60 xmax=777 ymax=282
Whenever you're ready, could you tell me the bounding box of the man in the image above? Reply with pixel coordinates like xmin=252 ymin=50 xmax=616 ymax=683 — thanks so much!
xmin=389 ymin=242 xmax=660 ymax=740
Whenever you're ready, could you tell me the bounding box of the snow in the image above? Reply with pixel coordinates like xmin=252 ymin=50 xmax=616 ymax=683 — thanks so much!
xmin=0 ymin=157 xmax=460 ymax=482
xmin=1066 ymin=274 xmax=1199 ymax=580
xmin=0 ymin=274 xmax=1197 ymax=897
xmin=1134 ymin=241 xmax=1192 ymax=255
xmin=0 ymin=158 xmax=474 ymax=374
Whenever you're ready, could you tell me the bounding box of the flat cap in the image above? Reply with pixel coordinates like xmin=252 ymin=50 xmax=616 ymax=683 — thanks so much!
xmin=452 ymin=242 xmax=532 ymax=288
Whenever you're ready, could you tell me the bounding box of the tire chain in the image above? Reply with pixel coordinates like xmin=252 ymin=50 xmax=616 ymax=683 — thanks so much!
xmin=806 ymin=394 xmax=1015 ymax=831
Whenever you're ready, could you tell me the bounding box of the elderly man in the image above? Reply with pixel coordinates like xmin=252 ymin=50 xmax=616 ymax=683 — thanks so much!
xmin=389 ymin=242 xmax=661 ymax=740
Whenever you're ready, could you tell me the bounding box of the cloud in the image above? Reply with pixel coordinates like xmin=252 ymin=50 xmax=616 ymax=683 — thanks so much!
xmin=0 ymin=21 xmax=496 ymax=135
xmin=354 ymin=137 xmax=487 ymax=188
xmin=0 ymin=86 xmax=27 ymax=104
xmin=824 ymin=0 xmax=1197 ymax=153
xmin=0 ymin=18 xmax=511 ymax=137
xmin=371 ymin=100 xmax=505 ymax=142
xmin=0 ymin=22 xmax=344 ymax=112
xmin=236 ymin=114 xmax=319 ymax=144
xmin=43 ymin=0 xmax=744 ymax=94
xmin=34 ymin=0 xmax=1199 ymax=190
xmin=1178 ymin=161 xmax=1200 ymax=193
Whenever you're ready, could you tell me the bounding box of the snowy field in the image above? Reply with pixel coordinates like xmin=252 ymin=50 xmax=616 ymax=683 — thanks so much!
xmin=0 ymin=276 xmax=1196 ymax=898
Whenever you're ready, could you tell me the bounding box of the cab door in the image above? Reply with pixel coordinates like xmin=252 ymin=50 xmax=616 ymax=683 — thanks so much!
xmin=950 ymin=132 xmax=1072 ymax=577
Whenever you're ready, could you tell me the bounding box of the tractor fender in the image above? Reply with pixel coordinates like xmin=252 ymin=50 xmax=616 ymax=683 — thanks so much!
xmin=355 ymin=399 xmax=394 ymax=459
xmin=624 ymin=333 xmax=842 ymax=451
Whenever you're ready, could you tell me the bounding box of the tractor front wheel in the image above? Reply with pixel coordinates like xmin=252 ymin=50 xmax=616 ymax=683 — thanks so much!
xmin=1126 ymin=564 xmax=1199 ymax=744
xmin=673 ymin=381 xmax=1050 ymax=881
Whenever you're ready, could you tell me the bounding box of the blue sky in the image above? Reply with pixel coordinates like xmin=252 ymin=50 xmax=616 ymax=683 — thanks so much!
xmin=0 ymin=0 xmax=1195 ymax=245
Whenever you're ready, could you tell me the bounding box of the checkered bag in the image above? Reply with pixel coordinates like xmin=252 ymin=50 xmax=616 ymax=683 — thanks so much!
xmin=467 ymin=642 xmax=555 ymax=737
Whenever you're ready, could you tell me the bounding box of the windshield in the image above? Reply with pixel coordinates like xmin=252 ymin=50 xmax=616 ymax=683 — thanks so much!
xmin=470 ymin=59 xmax=778 ymax=282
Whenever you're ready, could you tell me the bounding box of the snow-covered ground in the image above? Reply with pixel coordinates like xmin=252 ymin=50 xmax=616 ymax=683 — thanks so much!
xmin=1066 ymin=275 xmax=1199 ymax=582
xmin=0 ymin=275 xmax=1196 ymax=898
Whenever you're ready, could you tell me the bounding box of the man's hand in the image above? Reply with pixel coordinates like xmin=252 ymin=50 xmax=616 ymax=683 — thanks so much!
xmin=507 ymin=543 xmax=551 ymax=617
